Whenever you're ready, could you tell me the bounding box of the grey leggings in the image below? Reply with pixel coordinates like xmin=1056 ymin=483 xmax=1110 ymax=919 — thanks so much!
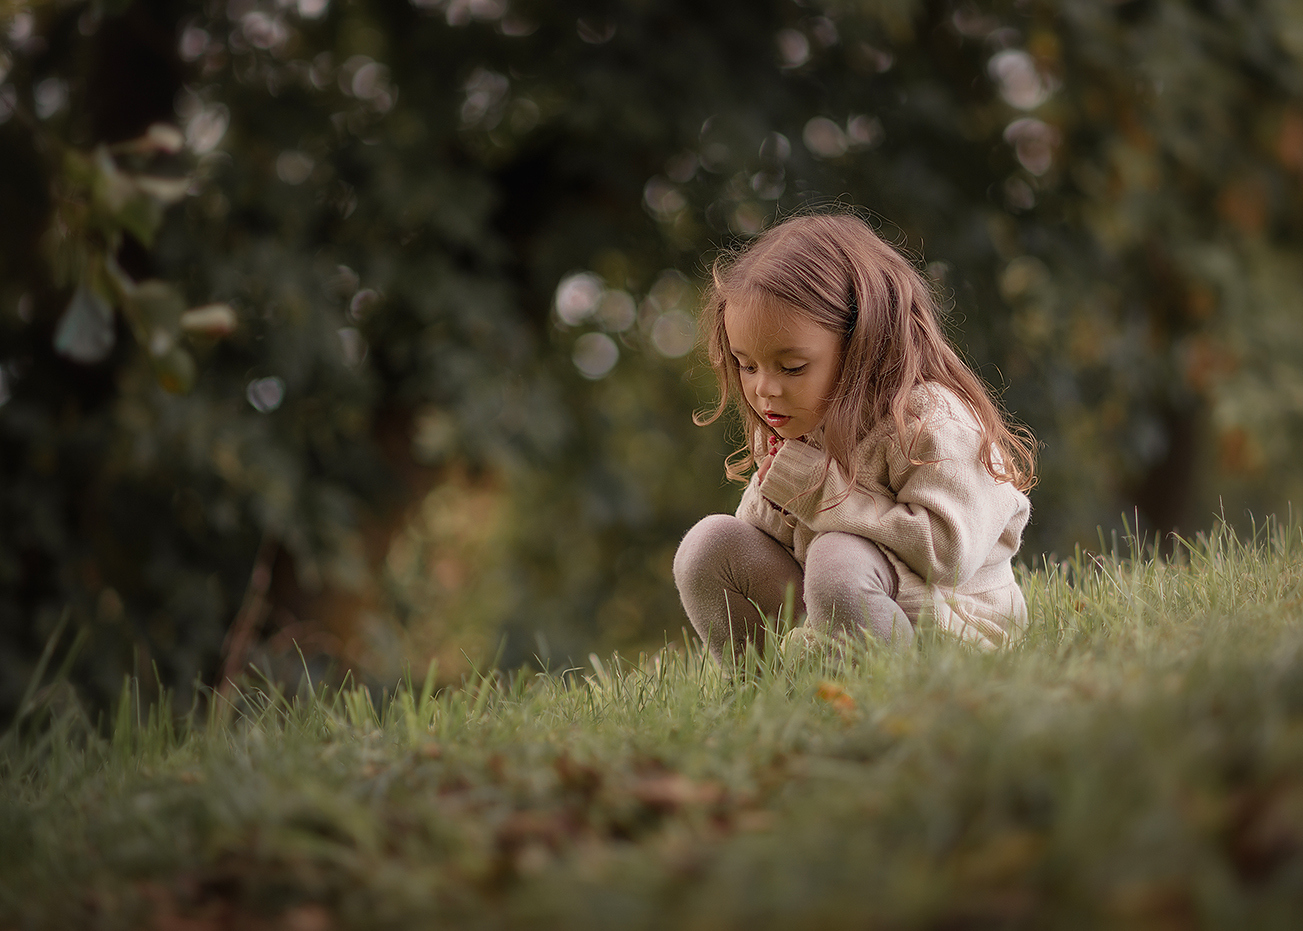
xmin=673 ymin=514 xmax=914 ymax=661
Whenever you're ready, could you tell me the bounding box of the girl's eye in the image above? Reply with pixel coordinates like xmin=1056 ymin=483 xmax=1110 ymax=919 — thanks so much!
xmin=782 ymin=365 xmax=806 ymax=376
xmin=737 ymin=362 xmax=757 ymax=374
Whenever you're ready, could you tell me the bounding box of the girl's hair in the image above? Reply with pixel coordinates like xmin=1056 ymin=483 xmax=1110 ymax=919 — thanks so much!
xmin=696 ymin=211 xmax=1037 ymax=493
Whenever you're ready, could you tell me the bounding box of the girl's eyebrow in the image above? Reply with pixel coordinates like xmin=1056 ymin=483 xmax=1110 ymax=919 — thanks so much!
xmin=733 ymin=345 xmax=812 ymax=357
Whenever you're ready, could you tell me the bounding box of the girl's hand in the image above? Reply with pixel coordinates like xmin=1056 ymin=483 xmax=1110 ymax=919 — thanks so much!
xmin=757 ymin=434 xmax=784 ymax=483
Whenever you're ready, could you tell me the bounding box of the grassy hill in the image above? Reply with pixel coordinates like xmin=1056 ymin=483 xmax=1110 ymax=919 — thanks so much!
xmin=5 ymin=522 xmax=1303 ymax=929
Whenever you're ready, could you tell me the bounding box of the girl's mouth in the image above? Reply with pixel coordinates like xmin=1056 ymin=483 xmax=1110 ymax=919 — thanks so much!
xmin=764 ymin=411 xmax=790 ymax=426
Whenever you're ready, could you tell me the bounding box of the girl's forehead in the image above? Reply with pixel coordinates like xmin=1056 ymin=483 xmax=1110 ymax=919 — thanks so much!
xmin=724 ymin=295 xmax=811 ymax=344
xmin=725 ymin=294 xmax=794 ymax=329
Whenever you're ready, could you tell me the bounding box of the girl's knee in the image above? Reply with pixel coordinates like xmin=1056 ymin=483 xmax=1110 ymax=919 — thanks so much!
xmin=804 ymin=534 xmax=896 ymax=603
xmin=802 ymin=536 xmax=896 ymax=622
xmin=673 ymin=514 xmax=747 ymax=586
xmin=803 ymin=535 xmax=911 ymax=645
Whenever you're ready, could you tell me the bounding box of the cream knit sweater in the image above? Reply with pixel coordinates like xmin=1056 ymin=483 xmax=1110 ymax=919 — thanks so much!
xmin=735 ymin=384 xmax=1031 ymax=648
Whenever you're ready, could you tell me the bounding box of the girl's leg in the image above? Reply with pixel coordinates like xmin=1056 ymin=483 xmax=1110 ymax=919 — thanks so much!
xmin=803 ymin=532 xmax=914 ymax=648
xmin=673 ymin=514 xmax=805 ymax=662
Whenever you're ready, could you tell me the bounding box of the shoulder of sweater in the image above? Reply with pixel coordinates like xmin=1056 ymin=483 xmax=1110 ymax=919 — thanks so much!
xmin=835 ymin=385 xmax=984 ymax=472
xmin=867 ymin=384 xmax=984 ymax=475
xmin=906 ymin=382 xmax=982 ymax=434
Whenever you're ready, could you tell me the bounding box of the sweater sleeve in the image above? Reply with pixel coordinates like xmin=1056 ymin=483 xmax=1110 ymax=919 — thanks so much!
xmin=735 ymin=472 xmax=796 ymax=549
xmin=758 ymin=414 xmax=1024 ymax=587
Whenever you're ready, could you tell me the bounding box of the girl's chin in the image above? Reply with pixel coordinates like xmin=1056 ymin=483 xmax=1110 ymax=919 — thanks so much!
xmin=769 ymin=420 xmax=821 ymax=441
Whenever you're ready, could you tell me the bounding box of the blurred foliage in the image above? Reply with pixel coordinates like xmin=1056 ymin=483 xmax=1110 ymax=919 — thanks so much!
xmin=1 ymin=0 xmax=1302 ymax=716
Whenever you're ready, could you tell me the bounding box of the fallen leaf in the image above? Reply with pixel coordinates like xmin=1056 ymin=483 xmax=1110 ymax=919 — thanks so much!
xmin=816 ymin=680 xmax=857 ymax=720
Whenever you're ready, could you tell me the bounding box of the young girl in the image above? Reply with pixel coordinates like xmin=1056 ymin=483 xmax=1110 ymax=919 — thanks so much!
xmin=674 ymin=212 xmax=1035 ymax=660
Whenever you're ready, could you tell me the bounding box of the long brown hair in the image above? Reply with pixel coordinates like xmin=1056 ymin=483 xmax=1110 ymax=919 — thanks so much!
xmin=696 ymin=212 xmax=1037 ymax=493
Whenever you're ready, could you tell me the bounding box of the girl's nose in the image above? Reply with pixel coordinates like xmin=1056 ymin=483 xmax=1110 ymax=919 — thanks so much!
xmin=754 ymin=373 xmax=779 ymax=398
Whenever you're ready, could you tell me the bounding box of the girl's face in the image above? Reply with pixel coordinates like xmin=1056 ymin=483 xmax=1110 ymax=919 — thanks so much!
xmin=724 ymin=298 xmax=842 ymax=441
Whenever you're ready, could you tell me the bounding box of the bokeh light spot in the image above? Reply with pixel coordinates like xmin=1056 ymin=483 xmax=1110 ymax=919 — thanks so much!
xmin=34 ymin=78 xmax=67 ymax=120
xmin=1004 ymin=118 xmax=1058 ymax=175
xmin=777 ymin=29 xmax=810 ymax=68
xmin=847 ymin=115 xmax=882 ymax=149
xmin=178 ymin=27 xmax=209 ymax=62
xmin=555 ymin=273 xmax=604 ymax=326
xmin=573 ymin=332 xmax=619 ymax=379
xmin=803 ymin=117 xmax=848 ymax=159
xmin=989 ymin=49 xmax=1053 ymax=110
xmin=651 ymin=310 xmax=695 ymax=359
xmin=596 ymin=291 xmax=637 ymax=332
xmin=276 ymin=150 xmax=315 ymax=184
xmin=338 ymin=327 xmax=367 ymax=366
xmin=644 ymin=177 xmax=686 ymax=220
xmin=186 ymin=105 xmax=230 ymax=154
xmin=349 ymin=288 xmax=381 ymax=320
xmin=297 ymin=0 xmax=330 ymax=19
xmin=247 ymin=376 xmax=285 ymax=413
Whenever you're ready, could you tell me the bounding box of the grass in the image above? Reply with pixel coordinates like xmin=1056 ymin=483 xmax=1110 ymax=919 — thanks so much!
xmin=5 ymin=520 xmax=1303 ymax=929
